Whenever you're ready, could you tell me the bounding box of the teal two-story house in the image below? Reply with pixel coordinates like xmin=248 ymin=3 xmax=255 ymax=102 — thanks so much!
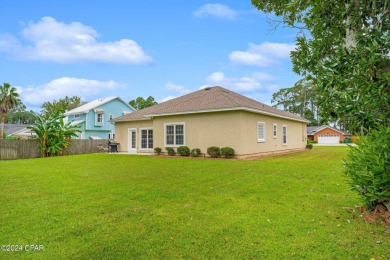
xmin=64 ymin=96 xmax=135 ymax=139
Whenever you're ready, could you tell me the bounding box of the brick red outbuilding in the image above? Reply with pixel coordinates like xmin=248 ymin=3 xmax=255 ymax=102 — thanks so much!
xmin=307 ymin=125 xmax=350 ymax=144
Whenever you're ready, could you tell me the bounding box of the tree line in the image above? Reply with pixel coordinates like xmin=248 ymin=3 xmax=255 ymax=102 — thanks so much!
xmin=0 ymin=81 xmax=159 ymax=139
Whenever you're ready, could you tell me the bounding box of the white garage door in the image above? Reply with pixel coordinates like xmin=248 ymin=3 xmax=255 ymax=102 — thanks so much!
xmin=318 ymin=134 xmax=340 ymax=144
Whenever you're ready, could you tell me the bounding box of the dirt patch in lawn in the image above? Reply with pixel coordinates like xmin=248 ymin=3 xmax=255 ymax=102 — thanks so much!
xmin=345 ymin=205 xmax=390 ymax=226
xmin=361 ymin=205 xmax=390 ymax=226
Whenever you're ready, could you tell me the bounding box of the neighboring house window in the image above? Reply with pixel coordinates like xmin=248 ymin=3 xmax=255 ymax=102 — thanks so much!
xmin=74 ymin=114 xmax=80 ymax=119
xmin=109 ymin=114 xmax=113 ymax=120
xmin=108 ymin=132 xmax=115 ymax=140
xmin=165 ymin=123 xmax=185 ymax=146
xmin=141 ymin=129 xmax=153 ymax=149
xmin=95 ymin=113 xmax=104 ymax=125
xmin=257 ymin=122 xmax=265 ymax=142
xmin=273 ymin=123 xmax=277 ymax=138
xmin=283 ymin=125 xmax=287 ymax=145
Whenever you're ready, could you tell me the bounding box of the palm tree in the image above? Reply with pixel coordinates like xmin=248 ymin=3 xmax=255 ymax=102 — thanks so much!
xmin=0 ymin=83 xmax=21 ymax=139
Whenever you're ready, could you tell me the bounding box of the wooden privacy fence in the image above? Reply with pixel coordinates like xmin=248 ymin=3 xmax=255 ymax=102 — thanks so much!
xmin=0 ymin=139 xmax=108 ymax=160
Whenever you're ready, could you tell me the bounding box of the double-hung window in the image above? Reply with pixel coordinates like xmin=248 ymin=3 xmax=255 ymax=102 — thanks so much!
xmin=95 ymin=113 xmax=104 ymax=125
xmin=165 ymin=123 xmax=185 ymax=146
xmin=282 ymin=125 xmax=287 ymax=145
xmin=257 ymin=122 xmax=266 ymax=142
xmin=273 ymin=123 xmax=277 ymax=138
xmin=141 ymin=129 xmax=153 ymax=149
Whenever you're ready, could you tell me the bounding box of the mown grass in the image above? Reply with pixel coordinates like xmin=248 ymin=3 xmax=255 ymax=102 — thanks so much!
xmin=0 ymin=147 xmax=389 ymax=259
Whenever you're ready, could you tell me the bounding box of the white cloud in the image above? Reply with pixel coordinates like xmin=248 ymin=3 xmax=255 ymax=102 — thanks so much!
xmin=0 ymin=33 xmax=21 ymax=52
xmin=204 ymin=71 xmax=275 ymax=92
xmin=229 ymin=42 xmax=295 ymax=67
xmin=193 ymin=4 xmax=238 ymax=20
xmin=20 ymin=77 xmax=126 ymax=106
xmin=0 ymin=17 xmax=152 ymax=64
xmin=159 ymin=95 xmax=177 ymax=103
xmin=159 ymin=82 xmax=192 ymax=103
xmin=206 ymin=72 xmax=225 ymax=83
xmin=202 ymin=71 xmax=283 ymax=105
xmin=164 ymin=82 xmax=191 ymax=95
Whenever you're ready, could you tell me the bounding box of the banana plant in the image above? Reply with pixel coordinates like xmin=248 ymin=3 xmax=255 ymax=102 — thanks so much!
xmin=28 ymin=112 xmax=80 ymax=157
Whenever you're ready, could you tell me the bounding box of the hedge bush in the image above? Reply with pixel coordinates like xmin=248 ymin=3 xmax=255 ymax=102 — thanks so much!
xmin=177 ymin=146 xmax=190 ymax=156
xmin=221 ymin=147 xmax=235 ymax=158
xmin=306 ymin=143 xmax=313 ymax=149
xmin=154 ymin=147 xmax=162 ymax=155
xmin=191 ymin=148 xmax=202 ymax=157
xmin=344 ymin=125 xmax=390 ymax=211
xmin=207 ymin=146 xmax=221 ymax=158
xmin=165 ymin=147 xmax=176 ymax=156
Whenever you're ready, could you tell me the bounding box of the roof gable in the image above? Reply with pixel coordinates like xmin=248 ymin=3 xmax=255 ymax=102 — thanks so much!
xmin=113 ymin=86 xmax=307 ymax=123
xmin=64 ymin=96 xmax=134 ymax=115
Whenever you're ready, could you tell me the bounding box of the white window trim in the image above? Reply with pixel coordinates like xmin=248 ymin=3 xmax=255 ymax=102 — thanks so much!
xmin=164 ymin=122 xmax=185 ymax=147
xmin=95 ymin=112 xmax=104 ymax=126
xmin=108 ymin=131 xmax=115 ymax=140
xmin=140 ymin=127 xmax=154 ymax=150
xmin=257 ymin=121 xmax=266 ymax=143
xmin=273 ymin=123 xmax=277 ymax=139
xmin=282 ymin=125 xmax=287 ymax=146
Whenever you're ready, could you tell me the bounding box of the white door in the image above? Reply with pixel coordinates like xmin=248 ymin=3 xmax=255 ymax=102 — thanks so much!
xmin=318 ymin=134 xmax=339 ymax=144
xmin=128 ymin=128 xmax=137 ymax=154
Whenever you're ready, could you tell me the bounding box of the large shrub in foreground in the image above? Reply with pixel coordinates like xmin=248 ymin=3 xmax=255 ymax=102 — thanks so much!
xmin=343 ymin=125 xmax=390 ymax=211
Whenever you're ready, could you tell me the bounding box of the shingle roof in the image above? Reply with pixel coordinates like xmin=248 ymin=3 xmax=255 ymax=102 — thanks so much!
xmin=113 ymin=86 xmax=307 ymax=122
xmin=64 ymin=96 xmax=134 ymax=115
xmin=307 ymin=126 xmax=321 ymax=135
xmin=307 ymin=125 xmax=349 ymax=135
xmin=3 ymin=124 xmax=29 ymax=135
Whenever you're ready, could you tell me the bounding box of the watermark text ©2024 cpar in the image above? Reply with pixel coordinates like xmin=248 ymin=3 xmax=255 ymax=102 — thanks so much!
xmin=1 ymin=245 xmax=44 ymax=252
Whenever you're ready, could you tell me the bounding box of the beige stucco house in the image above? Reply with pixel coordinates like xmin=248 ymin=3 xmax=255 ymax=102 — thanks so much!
xmin=112 ymin=86 xmax=308 ymax=157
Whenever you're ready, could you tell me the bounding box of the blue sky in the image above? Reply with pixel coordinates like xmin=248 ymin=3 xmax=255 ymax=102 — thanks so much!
xmin=0 ymin=1 xmax=300 ymax=111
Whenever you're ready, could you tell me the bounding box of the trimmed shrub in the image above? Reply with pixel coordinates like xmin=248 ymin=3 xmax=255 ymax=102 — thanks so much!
xmin=191 ymin=148 xmax=202 ymax=157
xmin=344 ymin=125 xmax=390 ymax=211
xmin=177 ymin=146 xmax=190 ymax=156
xmin=221 ymin=147 xmax=235 ymax=158
xmin=306 ymin=143 xmax=313 ymax=149
xmin=154 ymin=147 xmax=162 ymax=155
xmin=165 ymin=147 xmax=176 ymax=156
xmin=207 ymin=146 xmax=220 ymax=158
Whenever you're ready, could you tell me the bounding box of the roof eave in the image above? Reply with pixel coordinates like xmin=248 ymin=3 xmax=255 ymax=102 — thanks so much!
xmin=146 ymin=107 xmax=309 ymax=123
xmin=64 ymin=111 xmax=88 ymax=116
xmin=111 ymin=117 xmax=152 ymax=123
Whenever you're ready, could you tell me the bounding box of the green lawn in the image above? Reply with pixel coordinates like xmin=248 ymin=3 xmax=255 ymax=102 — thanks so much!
xmin=0 ymin=147 xmax=389 ymax=259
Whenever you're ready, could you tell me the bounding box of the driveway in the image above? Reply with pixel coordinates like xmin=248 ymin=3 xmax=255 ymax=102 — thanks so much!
xmin=313 ymin=143 xmax=357 ymax=146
